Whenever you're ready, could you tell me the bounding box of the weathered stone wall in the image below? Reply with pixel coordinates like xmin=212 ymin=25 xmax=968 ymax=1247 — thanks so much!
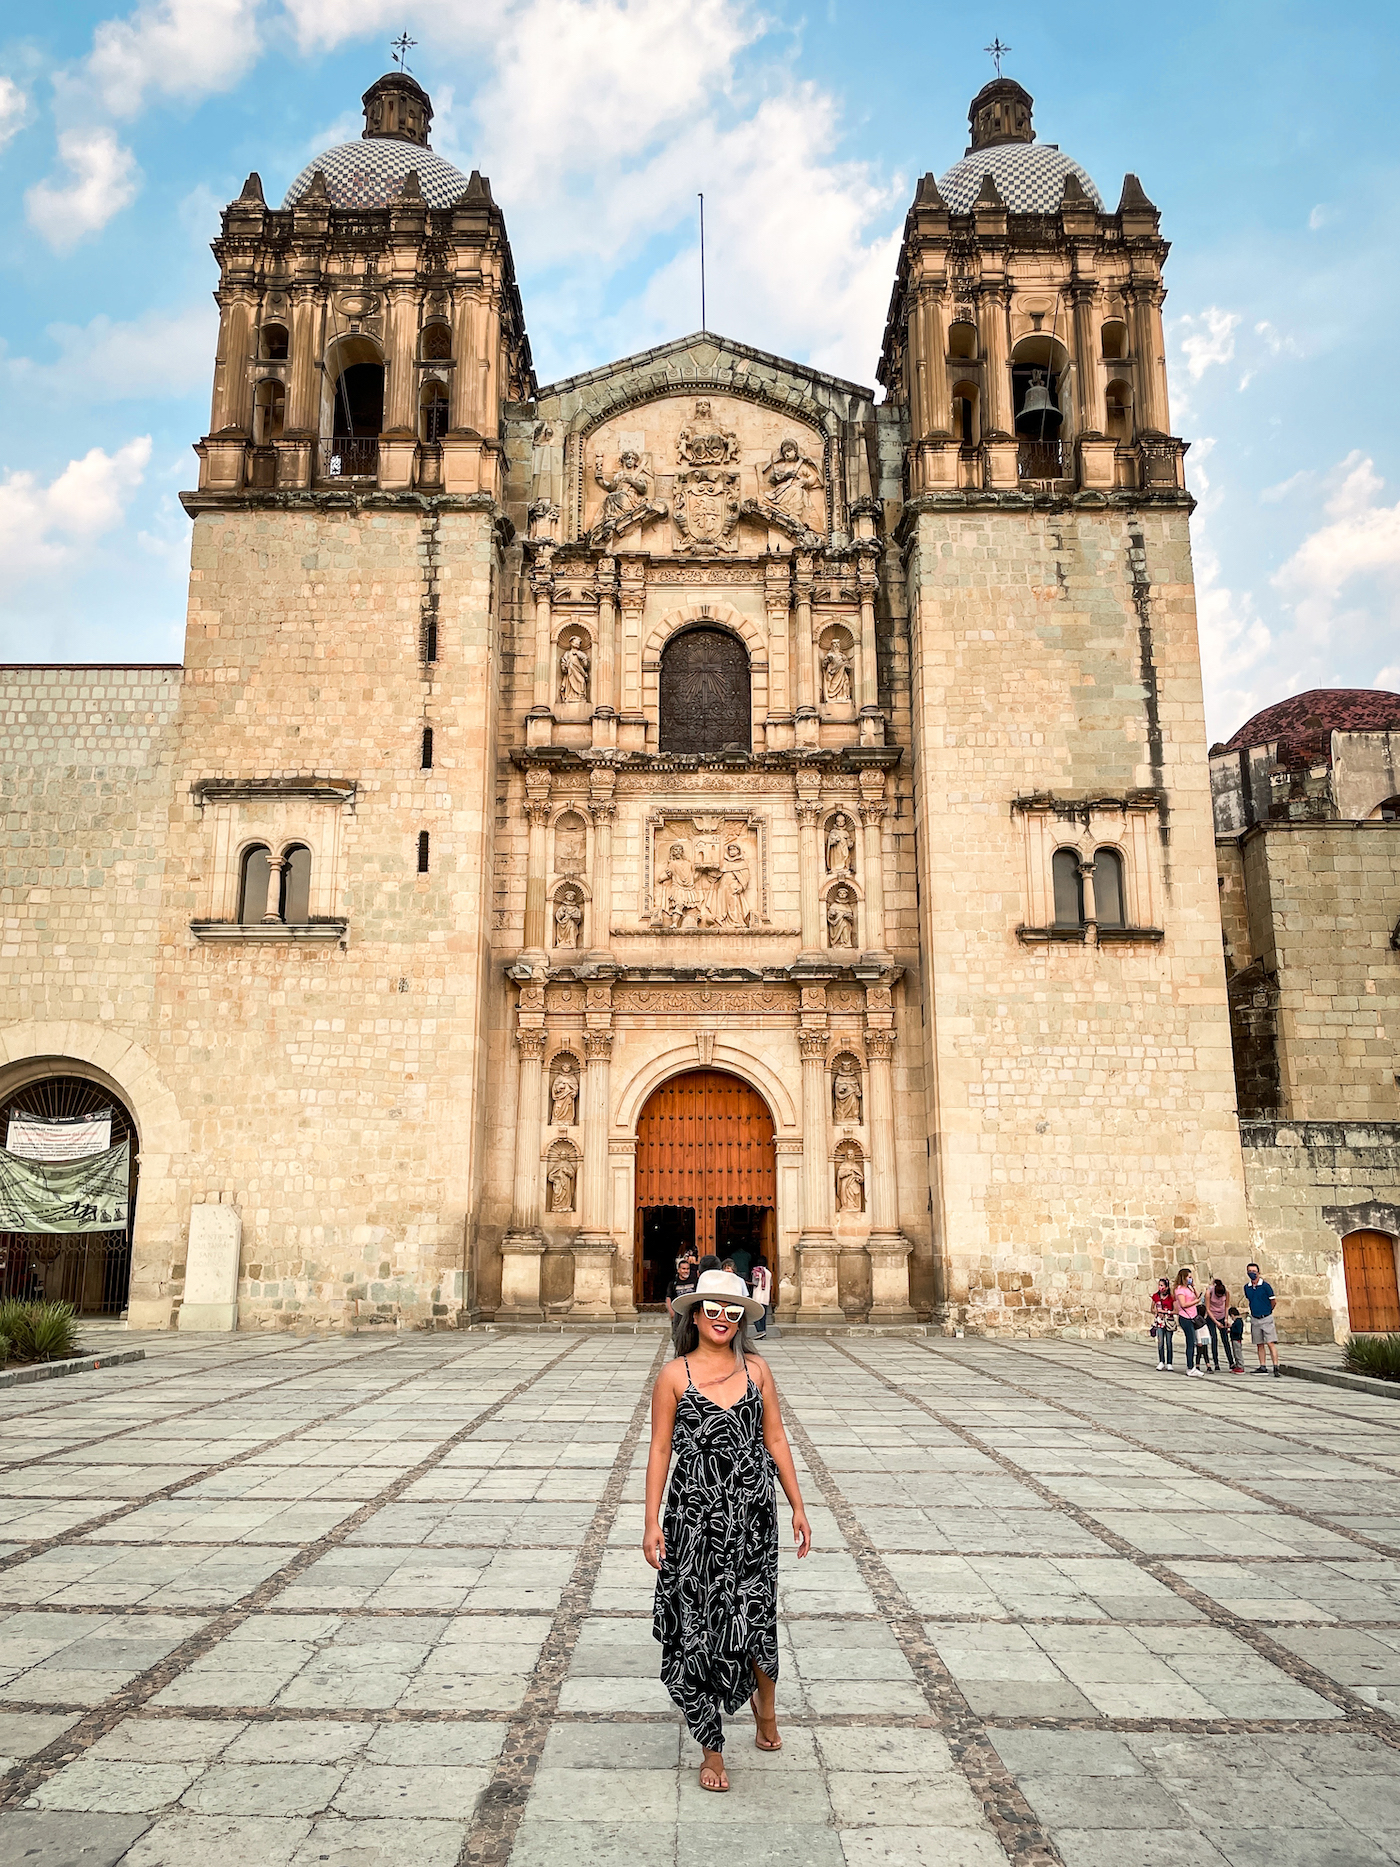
xmin=906 ymin=505 xmax=1250 ymax=1335
xmin=1241 ymin=1120 xmax=1400 ymax=1340
xmin=143 ymin=500 xmax=503 ymax=1332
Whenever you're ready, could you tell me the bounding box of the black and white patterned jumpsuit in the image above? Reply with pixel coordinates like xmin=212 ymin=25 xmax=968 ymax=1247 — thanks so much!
xmin=652 ymin=1358 xmax=780 ymax=1752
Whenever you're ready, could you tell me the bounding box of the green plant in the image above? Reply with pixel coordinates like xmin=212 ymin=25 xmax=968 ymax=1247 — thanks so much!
xmin=1342 ymin=1333 xmax=1400 ymax=1382
xmin=0 ymin=1299 xmax=79 ymax=1363
xmin=0 ymin=1330 xmax=10 ymax=1369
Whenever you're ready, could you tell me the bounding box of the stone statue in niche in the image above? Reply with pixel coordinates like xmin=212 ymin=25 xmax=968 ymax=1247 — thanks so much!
xmin=657 ymin=840 xmax=703 ymax=930
xmin=553 ymin=888 xmax=583 ymax=949
xmin=711 ymin=841 xmax=752 ymax=928
xmin=835 ymin=1151 xmax=866 ymax=1214
xmin=825 ymin=813 xmax=855 ymax=875
xmin=558 ymin=634 xmax=591 ymax=704
xmin=832 ymin=1058 xmax=863 ymax=1126
xmin=589 ymin=451 xmax=667 ymax=547
xmin=821 ymin=638 xmax=854 ymax=704
xmin=547 ymin=1148 xmax=577 ymax=1214
xmin=827 ymin=886 xmax=856 ymax=949
xmin=753 ymin=438 xmax=823 ymax=541
xmin=553 ymin=816 xmax=586 ymax=874
xmin=550 ymin=1060 xmax=579 ymax=1127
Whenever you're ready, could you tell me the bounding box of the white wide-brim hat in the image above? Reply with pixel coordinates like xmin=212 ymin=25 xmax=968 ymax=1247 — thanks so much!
xmin=672 ymin=1268 xmax=765 ymax=1322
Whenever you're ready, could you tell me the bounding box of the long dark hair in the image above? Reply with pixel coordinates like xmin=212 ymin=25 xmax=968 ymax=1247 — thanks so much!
xmin=671 ymin=1305 xmax=758 ymax=1362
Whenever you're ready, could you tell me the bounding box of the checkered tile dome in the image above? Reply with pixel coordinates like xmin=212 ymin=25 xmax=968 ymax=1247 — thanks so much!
xmin=283 ymin=140 xmax=471 ymax=210
xmin=937 ymin=142 xmax=1102 ymax=214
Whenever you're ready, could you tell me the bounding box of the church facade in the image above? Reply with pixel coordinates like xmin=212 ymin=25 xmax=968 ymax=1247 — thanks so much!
xmin=3 ymin=72 xmax=1334 ymax=1336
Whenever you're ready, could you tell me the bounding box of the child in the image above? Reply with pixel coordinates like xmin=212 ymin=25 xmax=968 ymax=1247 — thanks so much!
xmin=1227 ymin=1307 xmax=1245 ymax=1372
xmin=1150 ymin=1277 xmax=1176 ymax=1370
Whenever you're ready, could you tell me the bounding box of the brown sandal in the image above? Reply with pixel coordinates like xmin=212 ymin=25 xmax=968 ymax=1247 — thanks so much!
xmin=700 ymin=1751 xmax=729 ymax=1791
xmin=750 ymin=1692 xmax=782 ymax=1751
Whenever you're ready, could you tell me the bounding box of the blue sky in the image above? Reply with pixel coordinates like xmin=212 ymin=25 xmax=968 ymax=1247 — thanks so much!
xmin=0 ymin=0 xmax=1395 ymax=742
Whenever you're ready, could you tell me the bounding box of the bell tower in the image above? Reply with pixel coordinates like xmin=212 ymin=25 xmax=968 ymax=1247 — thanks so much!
xmin=163 ymin=74 xmax=535 ymax=1330
xmin=881 ymin=78 xmax=1249 ymax=1330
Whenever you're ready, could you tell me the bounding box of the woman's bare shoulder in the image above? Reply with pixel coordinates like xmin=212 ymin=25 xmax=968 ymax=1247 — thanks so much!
xmin=653 ymin=1356 xmax=687 ymax=1396
xmin=747 ymin=1351 xmax=774 ymax=1385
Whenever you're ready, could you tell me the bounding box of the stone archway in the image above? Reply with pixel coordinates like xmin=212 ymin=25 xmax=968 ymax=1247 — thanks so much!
xmin=633 ymin=1069 xmax=776 ymax=1306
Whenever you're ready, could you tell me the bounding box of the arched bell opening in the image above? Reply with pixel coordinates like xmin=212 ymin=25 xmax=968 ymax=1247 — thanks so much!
xmin=0 ymin=1073 xmax=139 ymax=1315
xmin=1011 ymin=334 xmax=1068 ymax=440
xmin=633 ymin=1069 xmax=776 ymax=1307
xmin=253 ymin=380 xmax=286 ymax=446
xmin=322 ymin=334 xmax=384 ymax=479
xmin=420 ymin=380 xmax=449 ymax=444
xmin=1105 ymin=382 xmax=1134 ymax=445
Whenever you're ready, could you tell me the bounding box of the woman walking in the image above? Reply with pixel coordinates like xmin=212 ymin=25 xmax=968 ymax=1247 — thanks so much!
xmin=1174 ymin=1268 xmax=1204 ymax=1376
xmin=644 ymin=1268 xmax=812 ymax=1793
xmin=1151 ymin=1277 xmax=1176 ymax=1370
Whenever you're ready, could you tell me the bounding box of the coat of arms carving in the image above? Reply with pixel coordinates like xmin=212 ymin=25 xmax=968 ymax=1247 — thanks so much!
xmin=673 ymin=401 xmax=740 ymax=555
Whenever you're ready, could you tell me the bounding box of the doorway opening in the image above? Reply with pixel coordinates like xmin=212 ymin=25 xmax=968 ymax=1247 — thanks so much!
xmin=633 ymin=1069 xmax=776 ymax=1309
xmin=1342 ymin=1229 xmax=1400 ymax=1333
xmin=638 ymin=1206 xmax=695 ymax=1307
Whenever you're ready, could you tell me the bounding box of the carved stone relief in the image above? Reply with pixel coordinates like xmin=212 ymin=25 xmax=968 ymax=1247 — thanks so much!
xmin=835 ymin=1142 xmax=866 ymax=1215
xmin=553 ymin=886 xmax=584 ymax=949
xmin=826 ymin=884 xmax=857 ymax=949
xmin=832 ymin=1055 xmax=863 ymax=1126
xmin=825 ymin=812 xmax=857 ymax=876
xmin=819 ymin=626 xmax=855 ymax=706
xmin=549 ymin=1055 xmax=580 ymax=1127
xmin=558 ymin=631 xmax=591 ymax=705
xmin=553 ymin=812 xmax=587 ymax=875
xmin=645 ymin=814 xmax=767 ymax=930
xmin=673 ymin=404 xmax=742 ymax=555
xmin=546 ymin=1141 xmax=579 ymax=1214
xmin=749 ymin=438 xmax=823 ymax=542
xmin=588 ymin=451 xmax=668 ymax=547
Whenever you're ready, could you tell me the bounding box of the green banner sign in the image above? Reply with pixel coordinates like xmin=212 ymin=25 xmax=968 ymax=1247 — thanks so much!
xmin=0 ymin=1140 xmax=130 ymax=1234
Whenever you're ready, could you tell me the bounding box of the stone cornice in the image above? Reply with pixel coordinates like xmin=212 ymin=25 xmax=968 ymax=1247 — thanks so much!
xmin=180 ymin=489 xmax=512 ymax=535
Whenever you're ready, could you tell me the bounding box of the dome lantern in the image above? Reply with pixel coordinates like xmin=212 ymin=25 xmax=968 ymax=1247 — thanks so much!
xmin=361 ymin=70 xmax=433 ymax=148
xmin=968 ymin=77 xmax=1034 ymax=152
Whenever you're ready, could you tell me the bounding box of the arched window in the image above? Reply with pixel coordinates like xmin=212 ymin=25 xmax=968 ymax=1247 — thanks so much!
xmin=323 ymin=335 xmax=384 ymax=479
xmin=658 ymin=627 xmax=751 ymax=755
xmin=281 ymin=845 xmax=312 ymax=923
xmin=1101 ymin=319 xmax=1129 ymax=361
xmin=1011 ymin=336 xmax=1066 ymax=440
xmin=259 ymin=322 xmax=289 ymax=361
xmin=239 ymin=845 xmax=271 ymax=923
xmin=1105 ymin=383 xmax=1133 ymax=445
xmin=948 ymin=317 xmax=978 ymax=360
xmin=1378 ymin=795 xmax=1400 ymax=821
xmin=1052 ymin=849 xmax=1084 ymax=927
xmin=420 ymin=322 xmax=452 ymax=361
xmin=952 ymin=386 xmax=978 ymax=446
xmin=1092 ymin=847 xmax=1125 ymax=927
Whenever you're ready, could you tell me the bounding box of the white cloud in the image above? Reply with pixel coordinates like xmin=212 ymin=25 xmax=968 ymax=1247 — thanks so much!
xmin=1176 ymin=307 xmax=1240 ymax=382
xmin=0 ymin=76 xmax=28 ymax=150
xmin=7 ymin=305 xmax=216 ymax=402
xmin=0 ymin=437 xmax=152 ymax=576
xmin=25 ymin=129 xmax=141 ymax=250
xmin=1308 ymin=203 xmax=1331 ymax=231
xmin=1376 ymin=665 xmax=1400 ymax=692
xmin=1259 ymin=469 xmax=1311 ymax=505
xmin=1254 ymin=319 xmax=1302 ymax=359
xmin=1272 ymin=451 xmax=1400 ymax=644
xmin=88 ymin=0 xmax=263 ymax=116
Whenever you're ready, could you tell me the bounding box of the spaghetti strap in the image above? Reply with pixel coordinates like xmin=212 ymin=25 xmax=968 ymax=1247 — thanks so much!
xmin=682 ymin=1355 xmax=694 ymax=1389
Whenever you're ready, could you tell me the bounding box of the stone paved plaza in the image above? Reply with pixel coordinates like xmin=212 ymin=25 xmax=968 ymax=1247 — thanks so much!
xmin=3 ymin=1332 xmax=1400 ymax=1866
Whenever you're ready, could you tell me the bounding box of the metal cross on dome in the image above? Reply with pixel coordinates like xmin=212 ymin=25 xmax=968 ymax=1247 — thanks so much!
xmin=984 ymin=37 xmax=1011 ymax=77
xmin=391 ymin=31 xmax=417 ymax=73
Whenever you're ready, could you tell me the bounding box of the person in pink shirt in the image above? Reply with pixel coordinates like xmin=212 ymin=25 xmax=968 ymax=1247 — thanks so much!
xmin=1174 ymin=1268 xmax=1205 ymax=1376
xmin=1203 ymin=1278 xmax=1238 ymax=1371
xmin=1150 ymin=1278 xmax=1176 ymax=1370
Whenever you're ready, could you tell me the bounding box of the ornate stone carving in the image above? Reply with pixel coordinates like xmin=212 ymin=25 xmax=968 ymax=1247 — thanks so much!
xmin=583 ymin=1029 xmax=614 ymax=1061
xmin=549 ymin=1056 xmax=580 ymax=1126
xmin=553 ymin=812 xmax=586 ymax=873
xmin=819 ymin=628 xmax=855 ymax=704
xmin=553 ymin=886 xmax=584 ymax=949
xmin=616 ymin=986 xmax=792 ymax=1012
xmin=589 ymin=451 xmax=667 ymax=547
xmin=827 ymin=885 xmax=857 ymax=948
xmin=516 ymin=1027 xmax=548 ymax=1059
xmin=825 ymin=813 xmax=856 ymax=875
xmin=677 ymin=403 xmax=739 ymax=465
xmin=832 ymin=1056 xmax=863 ymax=1125
xmin=527 ymin=498 xmax=559 ymax=539
xmin=748 ymin=438 xmax=823 ymax=541
xmin=835 ymin=1144 xmax=865 ymax=1214
xmin=798 ymin=1028 xmax=829 ymax=1062
xmin=558 ymin=631 xmax=591 ymax=704
xmin=649 ymin=816 xmax=763 ymax=929
xmin=673 ymin=401 xmax=741 ymax=555
xmin=546 ymin=1142 xmax=579 ymax=1213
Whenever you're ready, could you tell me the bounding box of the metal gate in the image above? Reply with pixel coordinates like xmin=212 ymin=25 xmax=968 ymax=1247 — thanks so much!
xmin=634 ymin=1070 xmax=775 ymax=1303
xmin=0 ymin=1076 xmax=137 ymax=1315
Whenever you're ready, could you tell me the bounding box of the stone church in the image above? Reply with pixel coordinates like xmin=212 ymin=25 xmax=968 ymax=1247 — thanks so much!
xmin=3 ymin=70 xmax=1396 ymax=1338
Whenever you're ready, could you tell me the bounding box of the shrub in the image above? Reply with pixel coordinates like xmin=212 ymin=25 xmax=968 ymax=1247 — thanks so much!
xmin=0 ymin=1299 xmax=79 ymax=1363
xmin=0 ymin=1330 xmax=9 ymax=1368
xmin=1342 ymin=1333 xmax=1400 ymax=1383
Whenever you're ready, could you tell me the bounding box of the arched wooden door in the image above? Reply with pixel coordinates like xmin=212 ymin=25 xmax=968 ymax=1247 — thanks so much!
xmin=1342 ymin=1230 xmax=1400 ymax=1333
xmin=634 ymin=1070 xmax=775 ymax=1304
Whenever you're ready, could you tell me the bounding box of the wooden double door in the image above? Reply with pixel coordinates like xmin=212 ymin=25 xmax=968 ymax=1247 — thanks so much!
xmin=1342 ymin=1230 xmax=1400 ymax=1334
xmin=634 ymin=1070 xmax=776 ymax=1306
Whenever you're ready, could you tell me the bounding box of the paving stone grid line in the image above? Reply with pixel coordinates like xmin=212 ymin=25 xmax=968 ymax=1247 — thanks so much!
xmin=5 ymin=1336 xmax=1400 ymax=1867
xmin=0 ymin=1337 xmax=581 ymax=1810
xmin=836 ymin=1338 xmax=1400 ymax=1744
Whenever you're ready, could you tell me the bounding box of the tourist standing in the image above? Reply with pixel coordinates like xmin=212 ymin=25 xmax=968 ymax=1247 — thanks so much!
xmin=1151 ymin=1277 xmax=1176 ymax=1370
xmin=1245 ymin=1262 xmax=1280 ymax=1376
xmin=1174 ymin=1269 xmax=1204 ymax=1375
xmin=644 ymin=1269 xmax=812 ymax=1793
xmin=750 ymin=1253 xmax=772 ymax=1340
xmin=666 ymin=1250 xmax=698 ymax=1319
xmin=1204 ymin=1279 xmax=1237 ymax=1371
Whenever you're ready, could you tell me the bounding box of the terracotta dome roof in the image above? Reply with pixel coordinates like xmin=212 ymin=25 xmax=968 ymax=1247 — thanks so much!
xmin=1221 ymin=688 xmax=1400 ymax=766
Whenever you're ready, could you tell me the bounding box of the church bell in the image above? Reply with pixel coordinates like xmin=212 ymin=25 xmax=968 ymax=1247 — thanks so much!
xmin=1019 ymin=373 xmax=1057 ymax=429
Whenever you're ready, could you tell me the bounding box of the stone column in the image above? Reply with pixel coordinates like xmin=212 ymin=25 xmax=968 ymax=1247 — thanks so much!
xmin=527 ymin=555 xmax=554 ymax=745
xmin=793 ymin=553 xmax=818 ymax=746
xmin=856 ymin=541 xmax=882 ymax=743
xmin=521 ymin=770 xmax=551 ymax=964
xmin=378 ymin=282 xmax=419 ymax=491
xmin=795 ymin=779 xmax=824 ymax=957
xmin=917 ymin=288 xmax=950 ymax=440
xmin=763 ymin=557 xmax=792 ymax=746
xmin=1127 ymin=284 xmax=1167 ymax=434
xmin=499 ymin=1026 xmax=548 ymax=1319
xmin=979 ymin=285 xmax=1012 ymax=436
xmin=209 ymin=295 xmax=254 ymax=436
xmin=618 ymin=559 xmax=648 ymax=749
xmin=796 ymin=1024 xmax=842 ymax=1322
xmin=593 ymin=556 xmax=617 ymax=748
xmin=858 ymin=777 xmax=889 ymax=959
xmin=1070 ymin=282 xmax=1102 ymax=436
xmin=864 ymin=1026 xmax=914 ymax=1322
xmin=260 ymin=856 xmax=288 ymax=925
xmin=587 ymin=772 xmax=615 ymax=961
xmin=573 ymin=1026 xmax=616 ymax=1318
